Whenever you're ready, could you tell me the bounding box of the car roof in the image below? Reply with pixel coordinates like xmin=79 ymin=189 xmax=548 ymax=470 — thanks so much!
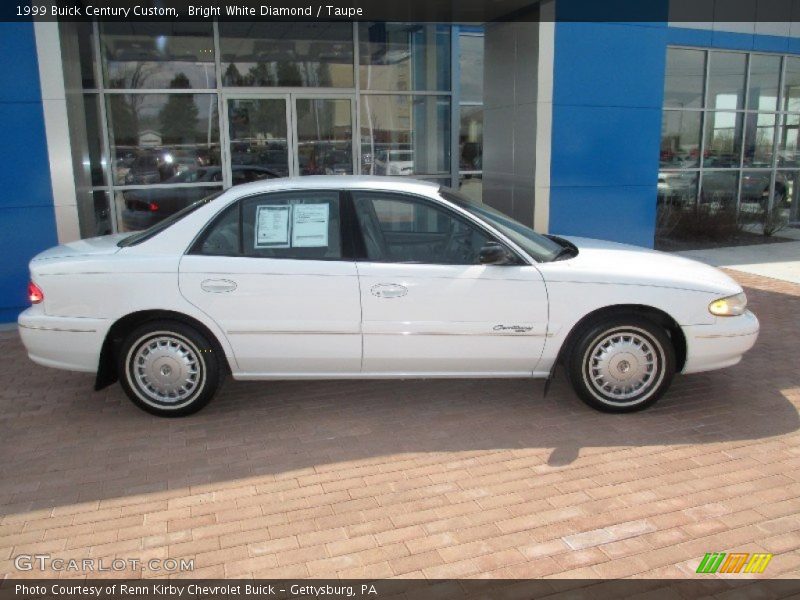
xmin=225 ymin=175 xmax=441 ymax=196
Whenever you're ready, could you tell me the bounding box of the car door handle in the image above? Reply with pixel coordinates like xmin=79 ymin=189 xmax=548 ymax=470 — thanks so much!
xmin=371 ymin=283 xmax=408 ymax=298
xmin=201 ymin=279 xmax=237 ymax=293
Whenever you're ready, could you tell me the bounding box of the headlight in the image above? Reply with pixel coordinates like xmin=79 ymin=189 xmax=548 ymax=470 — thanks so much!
xmin=709 ymin=292 xmax=747 ymax=317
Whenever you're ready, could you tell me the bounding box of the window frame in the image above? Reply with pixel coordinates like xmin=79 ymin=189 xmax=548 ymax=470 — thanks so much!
xmin=347 ymin=190 xmax=524 ymax=266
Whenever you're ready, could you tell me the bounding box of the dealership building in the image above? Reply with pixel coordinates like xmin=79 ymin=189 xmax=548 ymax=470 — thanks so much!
xmin=3 ymin=1 xmax=800 ymax=322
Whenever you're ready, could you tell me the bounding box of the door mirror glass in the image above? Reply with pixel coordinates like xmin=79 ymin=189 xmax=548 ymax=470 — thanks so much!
xmin=478 ymin=243 xmax=512 ymax=265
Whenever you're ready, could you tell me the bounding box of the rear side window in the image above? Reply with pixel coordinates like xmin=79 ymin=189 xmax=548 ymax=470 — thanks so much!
xmin=193 ymin=202 xmax=239 ymax=256
xmin=191 ymin=191 xmax=343 ymax=260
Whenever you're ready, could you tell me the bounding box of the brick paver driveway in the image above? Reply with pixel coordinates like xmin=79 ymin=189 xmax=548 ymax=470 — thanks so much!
xmin=1 ymin=270 xmax=799 ymax=580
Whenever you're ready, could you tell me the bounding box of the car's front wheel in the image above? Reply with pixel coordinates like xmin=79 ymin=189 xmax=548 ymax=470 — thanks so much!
xmin=566 ymin=316 xmax=676 ymax=413
xmin=118 ymin=320 xmax=221 ymax=417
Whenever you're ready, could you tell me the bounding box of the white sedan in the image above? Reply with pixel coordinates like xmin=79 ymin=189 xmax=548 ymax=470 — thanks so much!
xmin=18 ymin=177 xmax=759 ymax=417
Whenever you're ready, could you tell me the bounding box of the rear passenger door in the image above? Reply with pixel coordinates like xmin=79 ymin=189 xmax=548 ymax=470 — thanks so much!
xmin=179 ymin=190 xmax=362 ymax=375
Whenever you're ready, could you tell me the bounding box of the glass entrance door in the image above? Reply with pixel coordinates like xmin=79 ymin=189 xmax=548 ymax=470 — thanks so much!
xmin=225 ymin=95 xmax=292 ymax=183
xmin=294 ymin=97 xmax=354 ymax=176
xmin=223 ymin=94 xmax=354 ymax=184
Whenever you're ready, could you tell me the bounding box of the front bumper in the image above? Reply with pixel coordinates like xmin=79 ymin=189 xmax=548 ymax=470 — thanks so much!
xmin=18 ymin=308 xmax=108 ymax=373
xmin=682 ymin=310 xmax=759 ymax=374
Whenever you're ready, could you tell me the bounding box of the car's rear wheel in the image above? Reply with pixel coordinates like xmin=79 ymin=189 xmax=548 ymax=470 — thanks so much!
xmin=118 ymin=320 xmax=221 ymax=417
xmin=566 ymin=316 xmax=675 ymax=413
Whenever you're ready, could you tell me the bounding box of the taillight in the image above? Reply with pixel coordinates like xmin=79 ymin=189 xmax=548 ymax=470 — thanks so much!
xmin=148 ymin=202 xmax=159 ymax=212
xmin=28 ymin=281 xmax=44 ymax=304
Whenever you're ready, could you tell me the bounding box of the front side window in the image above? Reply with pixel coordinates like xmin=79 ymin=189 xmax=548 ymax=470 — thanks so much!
xmin=441 ymin=189 xmax=562 ymax=262
xmin=352 ymin=192 xmax=496 ymax=264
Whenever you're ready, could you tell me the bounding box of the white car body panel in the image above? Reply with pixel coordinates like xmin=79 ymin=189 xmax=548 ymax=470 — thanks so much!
xmin=179 ymin=255 xmax=361 ymax=374
xmin=357 ymin=262 xmax=549 ymax=375
xmin=18 ymin=176 xmax=759 ymax=389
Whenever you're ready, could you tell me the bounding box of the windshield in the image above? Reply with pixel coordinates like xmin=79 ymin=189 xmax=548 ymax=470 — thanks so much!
xmin=117 ymin=190 xmax=225 ymax=247
xmin=440 ymin=188 xmax=564 ymax=262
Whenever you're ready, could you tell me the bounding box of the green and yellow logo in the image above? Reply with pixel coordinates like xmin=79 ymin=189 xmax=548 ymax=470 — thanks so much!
xmin=696 ymin=552 xmax=773 ymax=574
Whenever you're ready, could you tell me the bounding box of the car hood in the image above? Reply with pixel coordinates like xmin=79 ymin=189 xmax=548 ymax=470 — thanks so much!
xmin=542 ymin=236 xmax=742 ymax=296
xmin=31 ymin=233 xmax=133 ymax=261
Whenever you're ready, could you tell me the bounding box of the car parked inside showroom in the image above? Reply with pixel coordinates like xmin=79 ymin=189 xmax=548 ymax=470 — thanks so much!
xmin=19 ymin=177 xmax=759 ymax=417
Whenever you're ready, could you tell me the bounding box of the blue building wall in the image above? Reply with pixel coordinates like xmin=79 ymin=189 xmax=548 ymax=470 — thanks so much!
xmin=549 ymin=19 xmax=669 ymax=248
xmin=0 ymin=22 xmax=57 ymax=323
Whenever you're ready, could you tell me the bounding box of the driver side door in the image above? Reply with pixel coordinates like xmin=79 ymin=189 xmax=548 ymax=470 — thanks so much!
xmin=352 ymin=191 xmax=550 ymax=375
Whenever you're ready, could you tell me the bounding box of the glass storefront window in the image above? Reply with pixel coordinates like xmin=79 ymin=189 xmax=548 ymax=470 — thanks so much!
xmin=65 ymin=22 xmax=463 ymax=238
xmin=359 ymin=23 xmax=451 ymax=92
xmin=80 ymin=94 xmax=107 ymax=187
xmin=700 ymin=170 xmax=739 ymax=208
xmin=75 ymin=22 xmax=97 ymax=89
xmin=459 ymin=106 xmax=483 ymax=171
xmin=360 ymin=95 xmax=451 ymax=176
xmin=697 ymin=170 xmax=740 ymax=240
xmin=220 ymin=22 xmax=354 ymax=88
xmin=658 ymin=171 xmax=698 ymax=208
xmin=707 ymin=52 xmax=746 ymax=110
xmin=101 ymin=23 xmax=215 ymax=89
xmin=739 ymin=170 xmax=772 ymax=223
xmin=459 ymin=34 xmax=483 ymax=103
xmin=106 ymin=93 xmax=220 ymax=185
xmin=77 ymin=190 xmax=112 ymax=238
xmin=778 ymin=170 xmax=800 ymax=222
xmin=459 ymin=174 xmax=482 ymax=203
xmin=115 ymin=186 xmax=222 ymax=232
xmin=227 ymin=98 xmax=290 ymax=178
xmin=747 ymin=54 xmax=780 ymax=111
xmin=660 ymin=110 xmax=701 ymax=168
xmin=656 ymin=171 xmax=698 ymax=244
xmin=778 ymin=113 xmax=800 ymax=167
xmin=783 ymin=57 xmax=800 ymax=112
xmin=664 ymin=48 xmax=705 ymax=109
xmin=703 ymin=111 xmax=744 ymax=167
xmin=659 ymin=48 xmax=800 ymax=246
xmin=743 ymin=112 xmax=776 ymax=167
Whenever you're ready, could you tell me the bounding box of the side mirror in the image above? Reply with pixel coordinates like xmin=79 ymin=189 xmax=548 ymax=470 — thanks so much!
xmin=478 ymin=243 xmax=513 ymax=265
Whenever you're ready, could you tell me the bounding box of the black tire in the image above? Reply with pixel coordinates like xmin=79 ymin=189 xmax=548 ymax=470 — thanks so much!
xmin=566 ymin=315 xmax=676 ymax=413
xmin=117 ymin=320 xmax=221 ymax=417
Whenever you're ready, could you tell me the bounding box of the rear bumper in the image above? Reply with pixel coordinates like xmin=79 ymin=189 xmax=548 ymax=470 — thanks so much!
xmin=682 ymin=310 xmax=759 ymax=374
xmin=17 ymin=309 xmax=108 ymax=373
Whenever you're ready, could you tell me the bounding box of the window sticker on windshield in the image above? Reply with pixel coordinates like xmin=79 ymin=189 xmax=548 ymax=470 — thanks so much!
xmin=291 ymin=203 xmax=329 ymax=248
xmin=255 ymin=205 xmax=291 ymax=248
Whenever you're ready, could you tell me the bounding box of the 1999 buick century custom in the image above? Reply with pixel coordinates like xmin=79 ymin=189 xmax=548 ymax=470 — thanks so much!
xmin=18 ymin=177 xmax=759 ymax=416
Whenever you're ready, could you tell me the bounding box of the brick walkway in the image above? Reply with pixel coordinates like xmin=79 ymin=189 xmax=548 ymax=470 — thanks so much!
xmin=1 ymin=270 xmax=799 ymax=580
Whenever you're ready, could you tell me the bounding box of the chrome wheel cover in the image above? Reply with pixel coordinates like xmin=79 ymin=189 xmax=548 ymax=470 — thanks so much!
xmin=582 ymin=326 xmax=665 ymax=405
xmin=126 ymin=332 xmax=205 ymax=409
